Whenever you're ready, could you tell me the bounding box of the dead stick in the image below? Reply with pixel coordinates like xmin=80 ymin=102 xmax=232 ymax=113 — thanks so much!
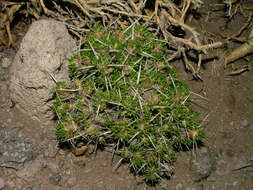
xmin=128 ymin=0 xmax=138 ymax=13
xmin=162 ymin=10 xmax=203 ymax=52
xmin=180 ymin=0 xmax=191 ymax=22
xmin=169 ymin=34 xmax=222 ymax=52
xmin=225 ymin=37 xmax=253 ymax=65
xmin=182 ymin=49 xmax=195 ymax=73
xmin=196 ymin=53 xmax=202 ymax=73
xmin=74 ymin=0 xmax=91 ymax=17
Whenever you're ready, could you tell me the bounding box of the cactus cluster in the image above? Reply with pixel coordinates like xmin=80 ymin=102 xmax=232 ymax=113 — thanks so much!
xmin=52 ymin=25 xmax=204 ymax=183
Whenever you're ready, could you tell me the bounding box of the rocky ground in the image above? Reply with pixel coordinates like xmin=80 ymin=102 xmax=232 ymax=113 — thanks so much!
xmin=0 ymin=0 xmax=253 ymax=189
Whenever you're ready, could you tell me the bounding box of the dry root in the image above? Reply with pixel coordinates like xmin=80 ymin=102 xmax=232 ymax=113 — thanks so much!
xmin=225 ymin=27 xmax=253 ymax=66
xmin=0 ymin=0 xmax=223 ymax=78
xmin=0 ymin=2 xmax=23 ymax=47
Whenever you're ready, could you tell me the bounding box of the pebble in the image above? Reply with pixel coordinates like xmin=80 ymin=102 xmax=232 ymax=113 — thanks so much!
xmin=0 ymin=177 xmax=4 ymax=189
xmin=49 ymin=174 xmax=61 ymax=185
xmin=190 ymin=147 xmax=217 ymax=181
xmin=240 ymin=119 xmax=253 ymax=130
xmin=1 ymin=57 xmax=12 ymax=68
xmin=0 ymin=139 xmax=34 ymax=169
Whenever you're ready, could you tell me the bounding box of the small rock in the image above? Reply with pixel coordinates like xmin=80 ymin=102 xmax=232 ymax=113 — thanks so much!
xmin=49 ymin=174 xmax=61 ymax=185
xmin=0 ymin=177 xmax=5 ymax=189
xmin=190 ymin=147 xmax=217 ymax=181
xmin=240 ymin=119 xmax=249 ymax=127
xmin=0 ymin=139 xmax=35 ymax=169
xmin=240 ymin=119 xmax=253 ymax=130
xmin=1 ymin=57 xmax=12 ymax=68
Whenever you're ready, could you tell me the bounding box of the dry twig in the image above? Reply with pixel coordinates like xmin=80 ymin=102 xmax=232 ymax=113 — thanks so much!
xmin=225 ymin=27 xmax=253 ymax=66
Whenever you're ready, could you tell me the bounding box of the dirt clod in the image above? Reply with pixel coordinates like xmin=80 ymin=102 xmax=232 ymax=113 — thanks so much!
xmin=9 ymin=19 xmax=76 ymax=124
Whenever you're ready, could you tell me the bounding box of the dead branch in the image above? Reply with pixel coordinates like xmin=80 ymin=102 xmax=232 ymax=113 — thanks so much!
xmin=0 ymin=0 xmax=223 ymax=77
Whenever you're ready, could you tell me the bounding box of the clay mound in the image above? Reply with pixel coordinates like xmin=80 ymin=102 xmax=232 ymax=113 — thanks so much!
xmin=9 ymin=19 xmax=76 ymax=124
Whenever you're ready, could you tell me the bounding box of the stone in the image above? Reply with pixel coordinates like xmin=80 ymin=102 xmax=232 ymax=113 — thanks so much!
xmin=190 ymin=147 xmax=217 ymax=181
xmin=1 ymin=57 xmax=11 ymax=68
xmin=240 ymin=119 xmax=253 ymax=130
xmin=9 ymin=19 xmax=76 ymax=124
xmin=49 ymin=174 xmax=61 ymax=185
xmin=0 ymin=139 xmax=34 ymax=169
